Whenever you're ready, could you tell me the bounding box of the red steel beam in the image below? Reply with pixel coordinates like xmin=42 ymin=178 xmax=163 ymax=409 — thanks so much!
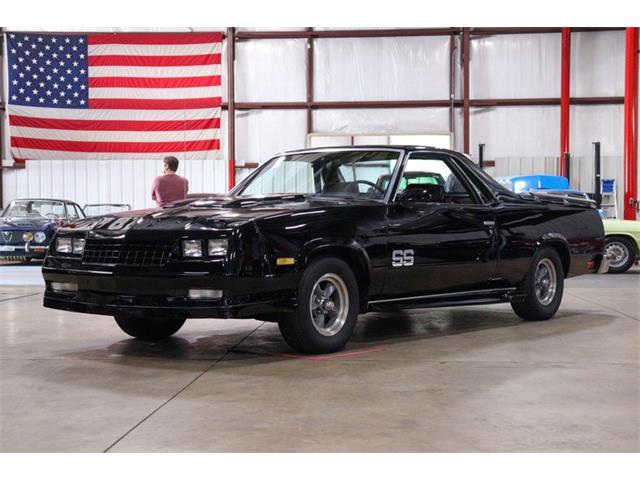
xmin=227 ymin=27 xmax=236 ymax=190
xmin=234 ymin=27 xmax=624 ymax=40
xmin=623 ymin=27 xmax=639 ymax=220
xmin=448 ymin=33 xmax=456 ymax=133
xmin=235 ymin=28 xmax=461 ymax=40
xmin=462 ymin=28 xmax=471 ymax=154
xmin=560 ymin=27 xmax=571 ymax=177
xmin=472 ymin=27 xmax=624 ymax=36
xmin=305 ymin=28 xmax=314 ymax=135
xmin=221 ymin=97 xmax=623 ymax=111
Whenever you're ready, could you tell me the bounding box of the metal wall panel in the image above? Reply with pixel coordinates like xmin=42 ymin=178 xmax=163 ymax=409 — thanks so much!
xmin=236 ymin=39 xmax=307 ymax=102
xmin=314 ymin=36 xmax=450 ymax=101
xmin=571 ymin=30 xmax=625 ymax=97
xmin=313 ymin=107 xmax=451 ymax=134
xmin=470 ymin=34 xmax=562 ymax=99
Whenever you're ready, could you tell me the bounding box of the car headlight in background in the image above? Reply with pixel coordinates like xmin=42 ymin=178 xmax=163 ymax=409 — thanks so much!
xmin=72 ymin=238 xmax=86 ymax=255
xmin=23 ymin=232 xmax=34 ymax=242
xmin=182 ymin=239 xmax=203 ymax=257
xmin=34 ymin=231 xmax=46 ymax=243
xmin=208 ymin=239 xmax=228 ymax=256
xmin=56 ymin=237 xmax=72 ymax=254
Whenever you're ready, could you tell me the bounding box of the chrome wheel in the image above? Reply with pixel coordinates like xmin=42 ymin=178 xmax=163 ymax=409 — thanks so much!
xmin=309 ymin=273 xmax=349 ymax=336
xmin=605 ymin=241 xmax=630 ymax=269
xmin=535 ymin=258 xmax=557 ymax=306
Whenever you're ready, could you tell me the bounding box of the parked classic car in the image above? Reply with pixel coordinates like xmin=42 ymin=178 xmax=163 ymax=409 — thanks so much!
xmin=603 ymin=219 xmax=640 ymax=273
xmin=42 ymin=146 xmax=607 ymax=353
xmin=1 ymin=198 xmax=86 ymax=262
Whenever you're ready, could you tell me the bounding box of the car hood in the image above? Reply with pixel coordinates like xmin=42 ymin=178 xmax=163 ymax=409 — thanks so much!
xmin=64 ymin=195 xmax=381 ymax=233
xmin=603 ymin=218 xmax=640 ymax=233
xmin=0 ymin=217 xmax=56 ymax=231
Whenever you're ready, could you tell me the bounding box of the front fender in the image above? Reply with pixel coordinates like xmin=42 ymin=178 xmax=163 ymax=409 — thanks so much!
xmin=300 ymin=237 xmax=372 ymax=274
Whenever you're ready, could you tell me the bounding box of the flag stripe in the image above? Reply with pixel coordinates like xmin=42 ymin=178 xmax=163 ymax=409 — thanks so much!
xmin=11 ymin=126 xmax=219 ymax=142
xmin=89 ymin=65 xmax=221 ymax=77
xmin=88 ymin=75 xmax=221 ymax=88
xmin=88 ymin=42 xmax=222 ymax=56
xmin=88 ymin=97 xmax=222 ymax=110
xmin=88 ymin=32 xmax=223 ymax=45
xmin=9 ymin=105 xmax=221 ymax=120
xmin=12 ymin=137 xmax=220 ymax=153
xmin=89 ymin=53 xmax=221 ymax=67
xmin=89 ymin=86 xmax=219 ymax=99
xmin=9 ymin=149 xmax=220 ymax=161
xmin=9 ymin=114 xmax=220 ymax=131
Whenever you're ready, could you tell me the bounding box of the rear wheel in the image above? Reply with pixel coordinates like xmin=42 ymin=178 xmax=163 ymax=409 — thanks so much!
xmin=604 ymin=236 xmax=635 ymax=274
xmin=114 ymin=315 xmax=186 ymax=341
xmin=511 ymin=247 xmax=564 ymax=321
xmin=278 ymin=257 xmax=359 ymax=354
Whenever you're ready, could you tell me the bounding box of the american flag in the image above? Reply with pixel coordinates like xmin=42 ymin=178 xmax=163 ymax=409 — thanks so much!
xmin=6 ymin=32 xmax=222 ymax=164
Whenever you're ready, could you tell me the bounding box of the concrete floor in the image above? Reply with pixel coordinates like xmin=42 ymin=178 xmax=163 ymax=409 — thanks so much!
xmin=1 ymin=262 xmax=638 ymax=452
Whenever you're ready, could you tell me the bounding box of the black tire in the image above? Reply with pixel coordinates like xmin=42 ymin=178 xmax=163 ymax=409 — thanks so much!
xmin=511 ymin=247 xmax=564 ymax=321
xmin=604 ymin=236 xmax=636 ymax=274
xmin=278 ymin=256 xmax=359 ymax=354
xmin=114 ymin=315 xmax=186 ymax=341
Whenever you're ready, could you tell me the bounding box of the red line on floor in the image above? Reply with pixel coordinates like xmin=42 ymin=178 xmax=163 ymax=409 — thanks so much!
xmin=261 ymin=347 xmax=387 ymax=361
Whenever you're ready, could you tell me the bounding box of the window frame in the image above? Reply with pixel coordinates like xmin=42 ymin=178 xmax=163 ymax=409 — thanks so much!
xmin=390 ymin=151 xmax=485 ymax=205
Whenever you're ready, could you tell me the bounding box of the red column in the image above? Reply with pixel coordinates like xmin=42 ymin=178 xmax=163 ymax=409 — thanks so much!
xmin=559 ymin=27 xmax=571 ymax=177
xmin=227 ymin=27 xmax=236 ymax=191
xmin=623 ymin=27 xmax=639 ymax=220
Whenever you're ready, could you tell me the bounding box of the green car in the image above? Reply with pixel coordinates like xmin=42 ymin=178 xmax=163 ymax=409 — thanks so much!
xmin=603 ymin=219 xmax=640 ymax=273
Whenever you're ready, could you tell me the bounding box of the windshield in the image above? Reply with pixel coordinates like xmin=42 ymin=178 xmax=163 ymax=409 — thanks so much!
xmin=236 ymin=150 xmax=401 ymax=200
xmin=2 ymin=200 xmax=67 ymax=220
xmin=84 ymin=204 xmax=130 ymax=216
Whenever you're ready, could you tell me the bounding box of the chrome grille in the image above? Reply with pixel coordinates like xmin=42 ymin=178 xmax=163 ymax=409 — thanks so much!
xmin=82 ymin=239 xmax=174 ymax=266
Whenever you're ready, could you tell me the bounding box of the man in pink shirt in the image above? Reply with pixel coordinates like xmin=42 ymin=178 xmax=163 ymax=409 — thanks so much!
xmin=151 ymin=156 xmax=189 ymax=207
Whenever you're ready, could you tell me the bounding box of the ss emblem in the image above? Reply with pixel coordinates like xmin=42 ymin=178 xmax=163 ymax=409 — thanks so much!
xmin=392 ymin=249 xmax=414 ymax=267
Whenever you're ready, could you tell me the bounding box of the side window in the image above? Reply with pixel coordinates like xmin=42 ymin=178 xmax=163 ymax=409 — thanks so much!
xmin=67 ymin=204 xmax=81 ymax=220
xmin=398 ymin=156 xmax=476 ymax=204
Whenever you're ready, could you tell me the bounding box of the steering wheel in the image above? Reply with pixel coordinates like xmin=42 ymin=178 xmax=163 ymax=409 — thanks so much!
xmin=45 ymin=213 xmax=60 ymax=220
xmin=352 ymin=180 xmax=384 ymax=194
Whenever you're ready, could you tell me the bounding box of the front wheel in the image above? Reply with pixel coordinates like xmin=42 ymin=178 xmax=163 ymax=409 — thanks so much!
xmin=114 ymin=315 xmax=186 ymax=341
xmin=604 ymin=236 xmax=635 ymax=274
xmin=511 ymin=247 xmax=564 ymax=321
xmin=278 ymin=257 xmax=359 ymax=354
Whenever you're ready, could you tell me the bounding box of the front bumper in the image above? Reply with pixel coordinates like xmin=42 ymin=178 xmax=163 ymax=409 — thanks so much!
xmin=597 ymin=253 xmax=611 ymax=274
xmin=42 ymin=267 xmax=299 ymax=319
xmin=0 ymin=243 xmax=48 ymax=260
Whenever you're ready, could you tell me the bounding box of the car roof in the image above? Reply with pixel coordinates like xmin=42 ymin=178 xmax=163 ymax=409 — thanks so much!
xmin=280 ymin=145 xmax=457 ymax=155
xmin=9 ymin=198 xmax=77 ymax=204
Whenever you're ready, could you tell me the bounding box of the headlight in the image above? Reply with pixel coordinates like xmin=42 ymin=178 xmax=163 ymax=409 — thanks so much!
xmin=55 ymin=237 xmax=72 ymax=254
xmin=23 ymin=231 xmax=34 ymax=242
xmin=72 ymin=238 xmax=86 ymax=255
xmin=208 ymin=239 xmax=228 ymax=256
xmin=34 ymin=231 xmax=46 ymax=243
xmin=182 ymin=239 xmax=203 ymax=257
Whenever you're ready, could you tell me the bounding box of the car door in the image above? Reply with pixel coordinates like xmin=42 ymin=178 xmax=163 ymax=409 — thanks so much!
xmin=382 ymin=153 xmax=497 ymax=298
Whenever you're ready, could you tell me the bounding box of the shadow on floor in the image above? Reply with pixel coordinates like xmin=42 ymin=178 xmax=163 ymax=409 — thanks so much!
xmin=61 ymin=306 xmax=615 ymax=369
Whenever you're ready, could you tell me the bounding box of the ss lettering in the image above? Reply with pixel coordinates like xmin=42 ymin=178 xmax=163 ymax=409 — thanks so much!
xmin=392 ymin=249 xmax=414 ymax=267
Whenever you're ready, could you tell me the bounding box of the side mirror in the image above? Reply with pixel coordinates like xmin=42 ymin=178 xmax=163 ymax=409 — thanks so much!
xmin=397 ymin=184 xmax=445 ymax=204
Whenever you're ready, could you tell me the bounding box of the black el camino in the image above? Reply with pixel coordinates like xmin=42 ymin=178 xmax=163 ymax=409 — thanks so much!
xmin=1 ymin=198 xmax=86 ymax=262
xmin=42 ymin=146 xmax=608 ymax=353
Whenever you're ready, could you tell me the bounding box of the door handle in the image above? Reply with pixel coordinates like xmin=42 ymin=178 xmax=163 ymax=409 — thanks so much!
xmin=483 ymin=220 xmax=495 ymax=227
